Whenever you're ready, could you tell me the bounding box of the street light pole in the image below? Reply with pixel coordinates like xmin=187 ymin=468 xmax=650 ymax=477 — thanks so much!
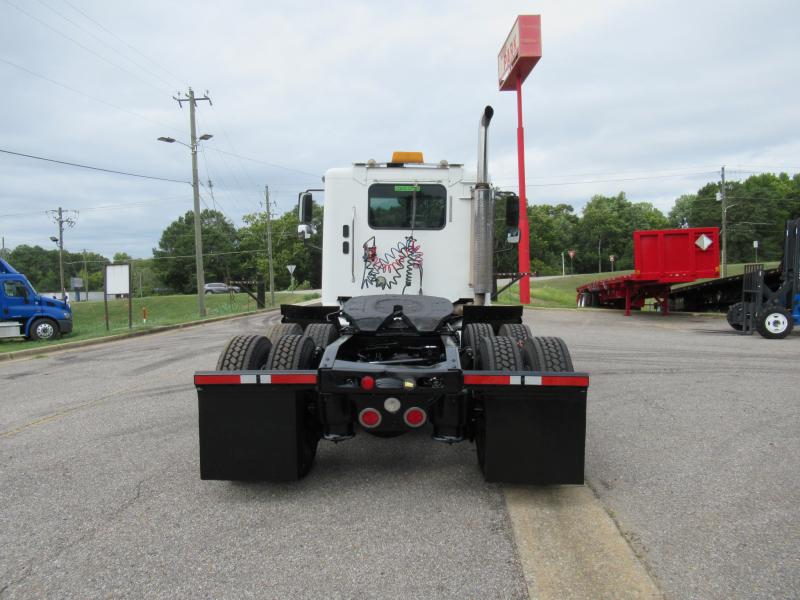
xmin=162 ymin=87 xmax=212 ymax=318
xmin=187 ymin=90 xmax=206 ymax=317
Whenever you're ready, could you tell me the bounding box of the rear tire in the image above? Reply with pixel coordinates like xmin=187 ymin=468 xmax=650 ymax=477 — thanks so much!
xmin=29 ymin=318 xmax=60 ymax=341
xmin=216 ymin=335 xmax=272 ymax=370
xmin=265 ymin=334 xmax=319 ymax=477
xmin=755 ymin=306 xmax=794 ymax=339
xmin=476 ymin=335 xmax=524 ymax=371
xmin=266 ymin=322 xmax=302 ymax=344
xmin=521 ymin=336 xmax=574 ymax=372
xmin=461 ymin=322 xmax=493 ymax=368
xmin=498 ymin=323 xmax=531 ymax=346
xmin=304 ymin=323 xmax=338 ymax=350
xmin=266 ymin=334 xmax=317 ymax=369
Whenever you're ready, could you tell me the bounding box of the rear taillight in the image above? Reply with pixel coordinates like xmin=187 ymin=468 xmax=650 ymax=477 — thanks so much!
xmin=404 ymin=407 xmax=426 ymax=428
xmin=360 ymin=376 xmax=375 ymax=391
xmin=359 ymin=407 xmax=382 ymax=428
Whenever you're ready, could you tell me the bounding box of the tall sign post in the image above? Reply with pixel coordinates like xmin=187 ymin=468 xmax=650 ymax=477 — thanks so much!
xmin=498 ymin=15 xmax=542 ymax=305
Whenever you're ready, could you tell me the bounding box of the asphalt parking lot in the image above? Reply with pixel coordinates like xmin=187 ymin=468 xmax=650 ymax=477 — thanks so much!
xmin=0 ymin=308 xmax=797 ymax=599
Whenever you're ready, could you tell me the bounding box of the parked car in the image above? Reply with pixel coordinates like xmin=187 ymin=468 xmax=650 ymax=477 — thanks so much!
xmin=203 ymin=282 xmax=240 ymax=294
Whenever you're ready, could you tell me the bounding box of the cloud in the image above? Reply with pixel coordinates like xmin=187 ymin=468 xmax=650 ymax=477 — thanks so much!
xmin=1 ymin=0 xmax=798 ymax=259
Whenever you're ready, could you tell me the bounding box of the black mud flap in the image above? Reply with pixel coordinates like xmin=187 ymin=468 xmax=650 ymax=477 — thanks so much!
xmin=466 ymin=372 xmax=588 ymax=484
xmin=195 ymin=371 xmax=319 ymax=481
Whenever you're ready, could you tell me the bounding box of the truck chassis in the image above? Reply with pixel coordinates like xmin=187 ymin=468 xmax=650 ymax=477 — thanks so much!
xmin=195 ymin=295 xmax=588 ymax=484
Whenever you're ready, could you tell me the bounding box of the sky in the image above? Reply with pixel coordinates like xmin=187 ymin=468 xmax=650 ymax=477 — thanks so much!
xmin=1 ymin=0 xmax=798 ymax=259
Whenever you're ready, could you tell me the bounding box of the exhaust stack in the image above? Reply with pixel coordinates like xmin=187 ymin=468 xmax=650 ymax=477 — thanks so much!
xmin=472 ymin=106 xmax=494 ymax=305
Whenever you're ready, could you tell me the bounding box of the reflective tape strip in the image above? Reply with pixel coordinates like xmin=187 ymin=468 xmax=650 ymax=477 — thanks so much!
xmin=195 ymin=373 xmax=317 ymax=385
xmin=463 ymin=375 xmax=510 ymax=385
xmin=463 ymin=374 xmax=588 ymax=387
xmin=194 ymin=374 xmax=242 ymax=385
xmin=541 ymin=375 xmax=590 ymax=387
xmin=268 ymin=374 xmax=317 ymax=384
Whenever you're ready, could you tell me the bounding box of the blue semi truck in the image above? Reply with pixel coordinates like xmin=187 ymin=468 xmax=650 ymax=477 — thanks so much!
xmin=0 ymin=257 xmax=73 ymax=341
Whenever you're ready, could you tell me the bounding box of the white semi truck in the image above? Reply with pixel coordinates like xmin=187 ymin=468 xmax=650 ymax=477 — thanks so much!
xmin=194 ymin=107 xmax=589 ymax=483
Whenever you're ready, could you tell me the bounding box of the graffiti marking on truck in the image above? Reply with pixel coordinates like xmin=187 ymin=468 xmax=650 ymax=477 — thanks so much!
xmin=361 ymin=236 xmax=423 ymax=293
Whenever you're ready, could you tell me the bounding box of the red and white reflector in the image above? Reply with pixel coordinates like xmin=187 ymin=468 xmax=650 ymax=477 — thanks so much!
xmin=403 ymin=407 xmax=427 ymax=428
xmin=358 ymin=407 xmax=382 ymax=428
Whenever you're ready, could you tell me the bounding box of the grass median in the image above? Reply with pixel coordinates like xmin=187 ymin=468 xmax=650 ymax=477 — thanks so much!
xmin=0 ymin=291 xmax=319 ymax=354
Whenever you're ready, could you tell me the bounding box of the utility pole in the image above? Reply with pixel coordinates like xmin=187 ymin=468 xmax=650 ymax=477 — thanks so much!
xmin=207 ymin=179 xmax=216 ymax=210
xmin=720 ymin=165 xmax=728 ymax=278
xmin=48 ymin=207 xmax=76 ymax=301
xmin=83 ymin=249 xmax=89 ymax=297
xmin=561 ymin=251 xmax=565 ymax=277
xmin=265 ymin=185 xmax=275 ymax=306
xmin=173 ymin=88 xmax=212 ymax=317
xmin=598 ymin=239 xmax=602 ymax=274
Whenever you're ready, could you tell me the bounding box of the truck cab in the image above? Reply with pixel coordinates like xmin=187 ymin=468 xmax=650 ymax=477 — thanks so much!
xmin=315 ymin=153 xmax=476 ymax=305
xmin=0 ymin=258 xmax=73 ymax=341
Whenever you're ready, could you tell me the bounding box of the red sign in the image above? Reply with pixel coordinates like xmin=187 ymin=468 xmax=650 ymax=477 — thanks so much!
xmin=568 ymin=250 xmax=575 ymax=259
xmin=498 ymin=15 xmax=542 ymax=91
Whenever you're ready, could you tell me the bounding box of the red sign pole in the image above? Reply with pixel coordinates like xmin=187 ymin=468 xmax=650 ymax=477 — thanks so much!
xmin=515 ymin=71 xmax=530 ymax=304
xmin=498 ymin=15 xmax=540 ymax=305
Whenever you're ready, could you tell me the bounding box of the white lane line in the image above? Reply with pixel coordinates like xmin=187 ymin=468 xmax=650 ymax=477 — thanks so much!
xmin=504 ymin=485 xmax=662 ymax=600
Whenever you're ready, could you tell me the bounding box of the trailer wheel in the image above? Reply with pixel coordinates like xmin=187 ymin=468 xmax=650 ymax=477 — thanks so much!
xmin=521 ymin=336 xmax=574 ymax=372
xmin=265 ymin=322 xmax=302 ymax=344
xmin=726 ymin=302 xmax=744 ymax=331
xmin=304 ymin=323 xmax=338 ymax=350
xmin=498 ymin=323 xmax=532 ymax=346
xmin=216 ymin=334 xmax=272 ymax=370
xmin=476 ymin=335 xmax=524 ymax=371
xmin=755 ymin=307 xmax=794 ymax=339
xmin=461 ymin=322 xmax=493 ymax=368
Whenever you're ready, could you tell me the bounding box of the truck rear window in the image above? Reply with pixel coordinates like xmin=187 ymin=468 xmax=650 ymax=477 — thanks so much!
xmin=368 ymin=184 xmax=446 ymax=230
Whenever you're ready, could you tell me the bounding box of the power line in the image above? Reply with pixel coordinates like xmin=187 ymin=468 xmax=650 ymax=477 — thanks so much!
xmin=0 ymin=148 xmax=189 ymax=184
xmin=60 ymin=0 xmax=187 ymax=88
xmin=203 ymin=144 xmax=323 ymax=180
xmin=500 ymin=171 xmax=720 ymax=189
xmin=3 ymin=0 xmax=171 ymax=97
xmin=35 ymin=0 xmax=177 ymax=91
xmin=0 ymin=56 xmax=181 ymax=133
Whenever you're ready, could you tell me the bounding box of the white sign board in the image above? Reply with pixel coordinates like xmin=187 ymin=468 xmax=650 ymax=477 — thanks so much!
xmin=105 ymin=264 xmax=130 ymax=295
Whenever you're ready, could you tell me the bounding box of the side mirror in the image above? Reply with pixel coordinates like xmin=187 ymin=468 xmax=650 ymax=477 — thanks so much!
xmin=507 ymin=228 xmax=520 ymax=244
xmin=505 ymin=195 xmax=519 ymax=227
xmin=299 ymin=193 xmax=313 ymax=223
xmin=297 ymin=224 xmax=315 ymax=240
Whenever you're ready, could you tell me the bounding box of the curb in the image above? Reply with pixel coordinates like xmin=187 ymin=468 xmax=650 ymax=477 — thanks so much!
xmin=0 ymin=297 xmax=319 ymax=363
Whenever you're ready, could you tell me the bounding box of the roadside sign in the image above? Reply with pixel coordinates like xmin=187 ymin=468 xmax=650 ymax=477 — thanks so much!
xmin=497 ymin=15 xmax=542 ymax=91
xmin=609 ymin=255 xmax=616 ymax=262
xmin=568 ymin=250 xmax=575 ymax=259
xmin=70 ymin=277 xmax=84 ymax=289
xmin=753 ymin=240 xmax=759 ymax=248
xmin=286 ymin=264 xmax=296 ymax=275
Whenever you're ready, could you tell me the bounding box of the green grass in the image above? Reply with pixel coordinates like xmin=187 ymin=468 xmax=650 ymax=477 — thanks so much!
xmin=0 ymin=291 xmax=319 ymax=354
xmin=497 ymin=262 xmax=777 ymax=309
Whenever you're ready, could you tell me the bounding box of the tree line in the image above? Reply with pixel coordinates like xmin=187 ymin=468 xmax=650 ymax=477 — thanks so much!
xmin=4 ymin=171 xmax=798 ymax=292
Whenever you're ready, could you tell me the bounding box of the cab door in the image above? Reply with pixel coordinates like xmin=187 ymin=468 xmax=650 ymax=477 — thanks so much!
xmin=1 ymin=277 xmax=39 ymax=323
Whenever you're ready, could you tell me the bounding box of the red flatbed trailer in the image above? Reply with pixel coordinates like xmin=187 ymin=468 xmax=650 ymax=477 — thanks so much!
xmin=576 ymin=227 xmax=720 ymax=315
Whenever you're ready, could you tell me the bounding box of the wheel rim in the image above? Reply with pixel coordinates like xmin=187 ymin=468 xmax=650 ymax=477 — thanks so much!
xmin=765 ymin=313 xmax=788 ymax=334
xmin=37 ymin=322 xmax=54 ymax=338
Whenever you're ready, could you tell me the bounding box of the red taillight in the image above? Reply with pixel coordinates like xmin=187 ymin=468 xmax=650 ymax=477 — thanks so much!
xmin=404 ymin=407 xmax=426 ymax=428
xmin=360 ymin=376 xmax=375 ymax=391
xmin=359 ymin=407 xmax=382 ymax=428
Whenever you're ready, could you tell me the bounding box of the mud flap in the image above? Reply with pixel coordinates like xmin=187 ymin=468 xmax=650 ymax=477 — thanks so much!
xmin=467 ymin=373 xmax=587 ymax=484
xmin=196 ymin=372 xmax=318 ymax=481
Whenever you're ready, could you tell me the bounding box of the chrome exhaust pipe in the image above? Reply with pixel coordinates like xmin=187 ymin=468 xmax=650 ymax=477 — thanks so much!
xmin=472 ymin=106 xmax=495 ymax=304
